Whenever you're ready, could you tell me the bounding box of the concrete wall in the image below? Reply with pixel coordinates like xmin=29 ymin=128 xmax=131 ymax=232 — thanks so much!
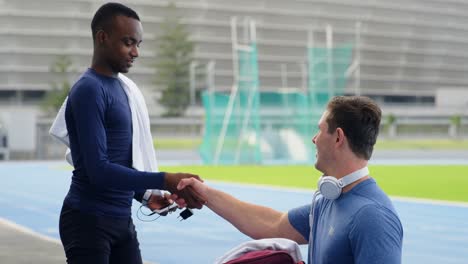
xmin=1 ymin=0 xmax=468 ymax=115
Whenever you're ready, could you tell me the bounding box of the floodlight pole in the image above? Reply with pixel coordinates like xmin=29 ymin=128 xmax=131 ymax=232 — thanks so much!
xmin=189 ymin=61 xmax=198 ymax=106
xmin=326 ymin=24 xmax=334 ymax=99
xmin=307 ymin=27 xmax=318 ymax=108
xmin=281 ymin=64 xmax=288 ymax=88
xmin=234 ymin=18 xmax=257 ymax=164
xmin=214 ymin=17 xmax=241 ymax=165
xmin=206 ymin=60 xmax=216 ymax=94
xmin=355 ymin=22 xmax=361 ymax=96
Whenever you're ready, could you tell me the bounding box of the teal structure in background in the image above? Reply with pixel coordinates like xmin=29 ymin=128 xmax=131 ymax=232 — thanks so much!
xmin=200 ymin=20 xmax=353 ymax=164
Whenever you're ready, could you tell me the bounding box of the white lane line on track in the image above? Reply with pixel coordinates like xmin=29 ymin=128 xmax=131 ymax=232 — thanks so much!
xmin=0 ymin=217 xmax=61 ymax=245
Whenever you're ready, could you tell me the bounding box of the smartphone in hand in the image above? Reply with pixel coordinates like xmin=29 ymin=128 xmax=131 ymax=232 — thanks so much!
xmin=152 ymin=203 xmax=178 ymax=215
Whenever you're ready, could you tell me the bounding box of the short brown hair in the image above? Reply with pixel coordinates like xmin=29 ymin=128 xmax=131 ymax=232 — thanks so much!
xmin=325 ymin=96 xmax=381 ymax=160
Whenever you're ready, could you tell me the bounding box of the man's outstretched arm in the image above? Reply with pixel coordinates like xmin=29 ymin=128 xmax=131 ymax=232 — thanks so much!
xmin=177 ymin=178 xmax=307 ymax=244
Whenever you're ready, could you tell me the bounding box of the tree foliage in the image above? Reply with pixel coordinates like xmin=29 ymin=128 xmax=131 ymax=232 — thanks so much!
xmin=154 ymin=2 xmax=194 ymax=117
xmin=41 ymin=55 xmax=73 ymax=114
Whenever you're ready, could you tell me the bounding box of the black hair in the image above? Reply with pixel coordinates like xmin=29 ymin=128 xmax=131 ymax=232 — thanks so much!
xmin=91 ymin=2 xmax=140 ymax=40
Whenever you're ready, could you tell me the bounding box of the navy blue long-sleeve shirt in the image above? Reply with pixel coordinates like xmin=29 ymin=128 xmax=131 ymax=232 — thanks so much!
xmin=64 ymin=68 xmax=164 ymax=217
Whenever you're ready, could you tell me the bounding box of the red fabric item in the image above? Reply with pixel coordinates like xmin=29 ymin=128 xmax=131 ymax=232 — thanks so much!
xmin=224 ymin=249 xmax=305 ymax=264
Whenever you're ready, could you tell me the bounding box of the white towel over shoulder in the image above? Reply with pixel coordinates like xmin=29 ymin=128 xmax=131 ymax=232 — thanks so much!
xmin=49 ymin=73 xmax=159 ymax=173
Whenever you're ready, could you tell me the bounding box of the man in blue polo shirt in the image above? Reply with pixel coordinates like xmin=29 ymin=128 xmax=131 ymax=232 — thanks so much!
xmin=58 ymin=3 xmax=204 ymax=264
xmin=178 ymin=96 xmax=403 ymax=263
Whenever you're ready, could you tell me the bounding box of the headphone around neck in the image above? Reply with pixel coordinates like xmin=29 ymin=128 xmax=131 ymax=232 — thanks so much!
xmin=309 ymin=166 xmax=369 ymax=261
xmin=317 ymin=167 xmax=369 ymax=200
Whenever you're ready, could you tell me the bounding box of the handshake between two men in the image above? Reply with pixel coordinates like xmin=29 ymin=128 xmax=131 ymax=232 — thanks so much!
xmin=143 ymin=172 xmax=207 ymax=215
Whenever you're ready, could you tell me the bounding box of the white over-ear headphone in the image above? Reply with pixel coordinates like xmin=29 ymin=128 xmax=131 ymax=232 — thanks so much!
xmin=309 ymin=166 xmax=369 ymax=261
xmin=317 ymin=167 xmax=369 ymax=200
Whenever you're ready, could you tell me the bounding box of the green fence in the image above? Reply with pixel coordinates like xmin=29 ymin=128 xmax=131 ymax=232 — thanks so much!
xmin=200 ymin=44 xmax=353 ymax=164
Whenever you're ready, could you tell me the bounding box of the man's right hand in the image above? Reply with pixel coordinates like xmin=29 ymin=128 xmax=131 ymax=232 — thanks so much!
xmin=163 ymin=172 xmax=206 ymax=209
xmin=176 ymin=177 xmax=209 ymax=203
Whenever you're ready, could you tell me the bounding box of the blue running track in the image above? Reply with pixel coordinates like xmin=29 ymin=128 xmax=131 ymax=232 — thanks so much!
xmin=0 ymin=161 xmax=467 ymax=263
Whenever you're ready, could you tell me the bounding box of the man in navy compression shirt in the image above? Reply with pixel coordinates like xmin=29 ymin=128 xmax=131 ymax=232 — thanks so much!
xmin=58 ymin=3 xmax=204 ymax=264
xmin=178 ymin=96 xmax=403 ymax=263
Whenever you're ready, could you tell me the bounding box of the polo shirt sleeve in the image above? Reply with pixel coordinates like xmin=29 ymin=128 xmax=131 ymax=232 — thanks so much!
xmin=288 ymin=204 xmax=311 ymax=241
